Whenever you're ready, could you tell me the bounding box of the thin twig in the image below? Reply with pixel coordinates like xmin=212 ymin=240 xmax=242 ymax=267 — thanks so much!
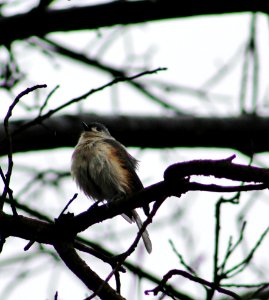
xmin=145 ymin=269 xmax=240 ymax=300
xmin=31 ymin=37 xmax=184 ymax=114
xmin=250 ymin=283 xmax=269 ymax=299
xmin=12 ymin=68 xmax=166 ymax=136
xmin=169 ymin=240 xmax=198 ymax=277
xmin=223 ymin=282 xmax=269 ymax=288
xmin=219 ymin=221 xmax=247 ymax=274
xmin=250 ymin=13 xmax=259 ymax=114
xmin=207 ymin=193 xmax=241 ymax=300
xmin=58 ymin=193 xmax=78 ymax=218
xmin=86 ymin=196 xmax=165 ymax=300
xmin=225 ymin=225 xmax=269 ymax=278
xmin=1 ymin=84 xmax=47 ymax=215
xmin=38 ymin=84 xmax=59 ymax=116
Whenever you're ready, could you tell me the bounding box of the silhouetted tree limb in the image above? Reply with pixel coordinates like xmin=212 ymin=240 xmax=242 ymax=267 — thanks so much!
xmin=2 ymin=114 xmax=269 ymax=156
xmin=1 ymin=0 xmax=268 ymax=45
xmin=1 ymin=156 xmax=269 ymax=244
xmin=1 ymin=156 xmax=269 ymax=298
xmin=29 ymin=37 xmax=183 ymax=114
xmin=145 ymin=269 xmax=241 ymax=299
xmin=54 ymin=241 xmax=125 ymax=300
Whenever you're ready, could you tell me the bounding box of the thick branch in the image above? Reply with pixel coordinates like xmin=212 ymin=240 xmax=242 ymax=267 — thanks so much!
xmin=69 ymin=157 xmax=269 ymax=233
xmin=164 ymin=156 xmax=269 ymax=183
xmin=1 ymin=114 xmax=269 ymax=156
xmin=54 ymin=241 xmax=125 ymax=300
xmin=0 ymin=157 xmax=269 ymax=251
xmin=0 ymin=211 xmax=54 ymax=244
xmin=0 ymin=0 xmax=268 ymax=45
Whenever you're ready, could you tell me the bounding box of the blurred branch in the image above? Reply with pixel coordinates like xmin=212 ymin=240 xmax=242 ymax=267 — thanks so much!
xmin=2 ymin=114 xmax=269 ymax=156
xmin=0 ymin=1 xmax=268 ymax=45
xmin=29 ymin=37 xmax=181 ymax=114
xmin=147 ymin=78 xmax=231 ymax=102
xmin=239 ymin=13 xmax=259 ymax=114
xmin=169 ymin=240 xmax=199 ymax=277
xmin=35 ymin=0 xmax=55 ymax=10
xmin=0 ymin=46 xmax=23 ymax=90
xmin=7 ymin=68 xmax=165 ymax=137
xmin=201 ymin=43 xmax=245 ymax=90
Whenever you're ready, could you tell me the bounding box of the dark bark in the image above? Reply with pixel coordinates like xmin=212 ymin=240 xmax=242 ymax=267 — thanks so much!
xmin=1 ymin=114 xmax=268 ymax=156
xmin=0 ymin=0 xmax=267 ymax=45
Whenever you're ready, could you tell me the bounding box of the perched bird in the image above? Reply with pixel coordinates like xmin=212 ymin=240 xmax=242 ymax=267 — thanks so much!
xmin=71 ymin=122 xmax=152 ymax=253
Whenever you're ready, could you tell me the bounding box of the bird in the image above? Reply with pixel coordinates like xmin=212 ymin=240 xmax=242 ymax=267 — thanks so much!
xmin=71 ymin=122 xmax=152 ymax=253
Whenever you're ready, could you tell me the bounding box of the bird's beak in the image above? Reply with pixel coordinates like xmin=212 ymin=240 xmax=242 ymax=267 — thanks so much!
xmin=82 ymin=122 xmax=89 ymax=131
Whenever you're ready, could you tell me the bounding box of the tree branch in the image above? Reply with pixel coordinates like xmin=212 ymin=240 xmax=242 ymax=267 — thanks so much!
xmin=1 ymin=157 xmax=269 ymax=298
xmin=1 ymin=0 xmax=268 ymax=45
xmin=54 ymin=241 xmax=125 ymax=300
xmin=145 ymin=269 xmax=240 ymax=300
xmin=2 ymin=114 xmax=269 ymax=156
xmin=1 ymin=157 xmax=268 ymax=245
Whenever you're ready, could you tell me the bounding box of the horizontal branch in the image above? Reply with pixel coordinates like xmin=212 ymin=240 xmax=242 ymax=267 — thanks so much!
xmin=1 ymin=155 xmax=268 ymax=299
xmin=1 ymin=0 xmax=268 ymax=45
xmin=0 ymin=157 xmax=268 ymax=245
xmin=164 ymin=156 xmax=269 ymax=183
xmin=67 ymin=157 xmax=269 ymax=233
xmin=1 ymin=114 xmax=269 ymax=156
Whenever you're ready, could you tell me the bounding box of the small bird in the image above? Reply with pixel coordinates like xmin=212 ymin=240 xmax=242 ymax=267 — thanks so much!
xmin=71 ymin=122 xmax=152 ymax=253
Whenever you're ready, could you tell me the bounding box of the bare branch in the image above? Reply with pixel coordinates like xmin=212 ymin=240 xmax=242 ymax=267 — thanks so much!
xmin=225 ymin=225 xmax=269 ymax=278
xmin=53 ymin=241 xmax=125 ymax=300
xmin=1 ymin=84 xmax=47 ymax=215
xmin=88 ymin=196 xmax=166 ymax=299
xmin=145 ymin=269 xmax=241 ymax=300
xmin=164 ymin=156 xmax=269 ymax=184
xmin=1 ymin=1 xmax=268 ymax=45
xmin=30 ymin=37 xmax=182 ymax=114
xmin=3 ymin=114 xmax=269 ymax=156
xmin=10 ymin=68 xmax=166 ymax=137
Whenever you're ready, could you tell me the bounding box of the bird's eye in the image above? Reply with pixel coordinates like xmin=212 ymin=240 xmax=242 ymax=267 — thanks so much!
xmin=92 ymin=126 xmax=101 ymax=132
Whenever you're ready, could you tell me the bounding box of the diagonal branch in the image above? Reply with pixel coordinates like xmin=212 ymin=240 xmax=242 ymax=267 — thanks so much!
xmin=10 ymin=68 xmax=165 ymax=138
xmin=53 ymin=241 xmax=125 ymax=300
xmin=30 ymin=37 xmax=181 ymax=114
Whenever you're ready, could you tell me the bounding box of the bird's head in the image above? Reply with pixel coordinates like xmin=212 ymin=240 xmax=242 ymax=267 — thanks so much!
xmin=81 ymin=122 xmax=111 ymax=139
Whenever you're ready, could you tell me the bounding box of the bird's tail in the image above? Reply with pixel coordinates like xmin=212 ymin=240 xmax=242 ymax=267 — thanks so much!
xmin=131 ymin=210 xmax=152 ymax=254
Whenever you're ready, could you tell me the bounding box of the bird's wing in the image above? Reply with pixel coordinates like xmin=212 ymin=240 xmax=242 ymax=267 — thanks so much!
xmin=103 ymin=138 xmax=144 ymax=193
xmin=103 ymin=138 xmax=150 ymax=216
